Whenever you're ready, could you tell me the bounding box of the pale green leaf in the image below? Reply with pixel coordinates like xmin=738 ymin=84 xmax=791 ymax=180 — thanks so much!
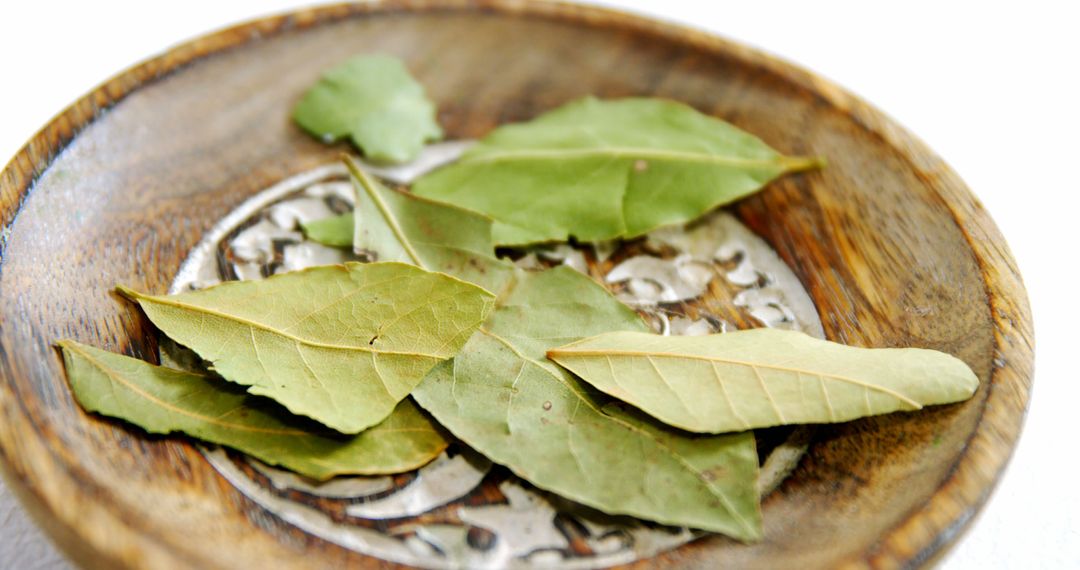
xmin=345 ymin=156 xmax=514 ymax=293
xmin=412 ymin=97 xmax=821 ymax=245
xmin=117 ymin=262 xmax=494 ymax=434
xmin=412 ymin=267 xmax=763 ymax=540
xmin=548 ymin=330 xmax=979 ymax=434
xmin=59 ymin=340 xmax=448 ymax=480
xmin=342 ymin=163 xmax=763 ymax=538
xmin=293 ymin=55 xmax=443 ymax=163
xmin=301 ymin=213 xmax=354 ymax=248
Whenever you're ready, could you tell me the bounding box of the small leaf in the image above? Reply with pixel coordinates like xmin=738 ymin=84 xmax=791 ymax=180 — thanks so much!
xmin=117 ymin=262 xmax=494 ymax=434
xmin=413 ymin=97 xmax=822 ymax=245
xmin=548 ymin=330 xmax=979 ymax=433
xmin=301 ymin=212 xmax=354 ymax=247
xmin=59 ymin=340 xmax=448 ymax=480
xmin=293 ymin=55 xmax=443 ymax=163
xmin=412 ymin=267 xmax=763 ymax=540
xmin=346 ymin=156 xmax=514 ymax=293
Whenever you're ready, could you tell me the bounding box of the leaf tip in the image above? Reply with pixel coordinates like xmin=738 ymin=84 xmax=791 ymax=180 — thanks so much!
xmin=959 ymin=363 xmax=981 ymax=399
xmin=54 ymin=339 xmax=78 ymax=354
xmin=114 ymin=284 xmax=145 ymax=303
xmin=781 ymin=155 xmax=827 ymax=172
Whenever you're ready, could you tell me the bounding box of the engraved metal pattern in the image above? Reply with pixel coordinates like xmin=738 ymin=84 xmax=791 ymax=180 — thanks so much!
xmin=168 ymin=142 xmax=824 ymax=569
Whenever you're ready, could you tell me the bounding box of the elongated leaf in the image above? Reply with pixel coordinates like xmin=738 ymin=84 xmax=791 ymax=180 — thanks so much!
xmin=548 ymin=330 xmax=979 ymax=434
xmin=345 ymin=156 xmax=514 ymax=293
xmin=412 ymin=267 xmax=763 ymax=540
xmin=301 ymin=213 xmax=354 ymax=247
xmin=117 ymin=262 xmax=494 ymax=434
xmin=59 ymin=340 xmax=448 ymax=480
xmin=413 ymin=97 xmax=821 ymax=245
xmin=343 ymin=161 xmax=763 ymax=538
xmin=293 ymin=55 xmax=443 ymax=163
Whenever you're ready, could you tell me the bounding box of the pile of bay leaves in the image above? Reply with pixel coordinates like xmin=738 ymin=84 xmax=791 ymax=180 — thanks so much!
xmin=59 ymin=55 xmax=978 ymax=542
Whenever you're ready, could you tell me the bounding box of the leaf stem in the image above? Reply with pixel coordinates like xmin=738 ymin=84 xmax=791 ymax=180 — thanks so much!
xmin=114 ymin=284 xmax=146 ymax=302
xmin=780 ymin=155 xmax=827 ymax=172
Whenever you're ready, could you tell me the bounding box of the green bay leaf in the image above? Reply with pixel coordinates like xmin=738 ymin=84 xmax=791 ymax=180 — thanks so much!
xmin=345 ymin=160 xmax=763 ymax=538
xmin=548 ymin=330 xmax=979 ymax=434
xmin=118 ymin=262 xmax=494 ymax=434
xmin=412 ymin=96 xmax=822 ymax=245
xmin=345 ymin=156 xmax=514 ymax=293
xmin=59 ymin=340 xmax=448 ymax=480
xmin=293 ymin=55 xmax=443 ymax=163
xmin=412 ymin=267 xmax=763 ymax=540
xmin=301 ymin=212 xmax=354 ymax=248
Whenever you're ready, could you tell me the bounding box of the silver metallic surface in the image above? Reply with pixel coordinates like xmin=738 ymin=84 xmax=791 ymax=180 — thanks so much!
xmin=167 ymin=142 xmax=824 ymax=569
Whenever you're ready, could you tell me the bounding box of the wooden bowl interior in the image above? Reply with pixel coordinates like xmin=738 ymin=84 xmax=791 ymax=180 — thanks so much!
xmin=0 ymin=5 xmax=1024 ymax=569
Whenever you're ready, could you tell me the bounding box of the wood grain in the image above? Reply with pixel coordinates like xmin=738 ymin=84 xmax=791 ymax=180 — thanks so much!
xmin=0 ymin=1 xmax=1033 ymax=568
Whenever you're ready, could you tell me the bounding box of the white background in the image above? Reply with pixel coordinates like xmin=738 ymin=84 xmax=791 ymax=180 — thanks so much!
xmin=1 ymin=1 xmax=1075 ymax=568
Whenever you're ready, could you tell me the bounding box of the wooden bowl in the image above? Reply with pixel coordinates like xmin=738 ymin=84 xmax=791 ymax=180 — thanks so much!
xmin=0 ymin=2 xmax=1033 ymax=568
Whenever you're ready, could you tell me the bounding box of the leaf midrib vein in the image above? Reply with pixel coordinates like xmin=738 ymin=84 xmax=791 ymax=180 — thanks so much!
xmin=548 ymin=348 xmax=922 ymax=408
xmin=347 ymin=157 xmax=423 ymax=265
xmin=70 ymin=344 xmax=444 ymax=439
xmin=136 ymin=294 xmax=444 ymax=359
xmin=464 ymin=147 xmax=810 ymax=170
xmin=67 ymin=344 xmax=310 ymax=436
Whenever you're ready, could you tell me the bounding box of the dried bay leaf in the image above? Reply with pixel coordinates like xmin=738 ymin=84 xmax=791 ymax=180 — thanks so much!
xmin=117 ymin=262 xmax=495 ymax=434
xmin=412 ymin=267 xmax=763 ymax=540
xmin=345 ymin=161 xmax=764 ymax=538
xmin=293 ymin=55 xmax=443 ymax=163
xmin=345 ymin=156 xmax=514 ymax=293
xmin=548 ymin=330 xmax=979 ymax=434
xmin=301 ymin=212 xmax=354 ymax=247
xmin=343 ymin=159 xmax=765 ymax=538
xmin=413 ymin=97 xmax=822 ymax=246
xmin=59 ymin=340 xmax=448 ymax=480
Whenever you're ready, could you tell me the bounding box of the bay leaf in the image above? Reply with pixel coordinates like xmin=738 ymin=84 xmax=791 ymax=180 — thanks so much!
xmin=301 ymin=212 xmax=354 ymax=248
xmin=59 ymin=340 xmax=448 ymax=480
xmin=548 ymin=330 xmax=979 ymax=434
xmin=117 ymin=262 xmax=494 ymax=434
xmin=345 ymin=156 xmax=514 ymax=293
xmin=343 ymin=159 xmax=763 ymax=538
xmin=293 ymin=55 xmax=443 ymax=163
xmin=412 ymin=96 xmax=822 ymax=245
xmin=412 ymin=267 xmax=763 ymax=540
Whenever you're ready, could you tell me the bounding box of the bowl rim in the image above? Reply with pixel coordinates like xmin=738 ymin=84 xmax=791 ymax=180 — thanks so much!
xmin=0 ymin=1 xmax=1034 ymax=568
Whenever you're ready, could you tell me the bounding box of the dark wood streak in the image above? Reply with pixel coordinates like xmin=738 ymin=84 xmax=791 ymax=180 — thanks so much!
xmin=0 ymin=2 xmax=1033 ymax=569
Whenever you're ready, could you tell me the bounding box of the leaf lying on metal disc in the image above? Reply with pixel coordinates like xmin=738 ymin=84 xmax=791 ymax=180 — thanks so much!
xmin=345 ymin=156 xmax=514 ymax=293
xmin=327 ymin=161 xmax=762 ymax=538
xmin=293 ymin=55 xmax=443 ymax=163
xmin=117 ymin=262 xmax=494 ymax=434
xmin=412 ymin=96 xmax=822 ymax=245
xmin=59 ymin=340 xmax=448 ymax=480
xmin=411 ymin=267 xmax=762 ymax=540
xmin=548 ymin=330 xmax=979 ymax=434
xmin=301 ymin=212 xmax=354 ymax=247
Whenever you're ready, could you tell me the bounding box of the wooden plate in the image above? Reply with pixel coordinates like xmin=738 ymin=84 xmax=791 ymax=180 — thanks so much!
xmin=0 ymin=2 xmax=1033 ymax=568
